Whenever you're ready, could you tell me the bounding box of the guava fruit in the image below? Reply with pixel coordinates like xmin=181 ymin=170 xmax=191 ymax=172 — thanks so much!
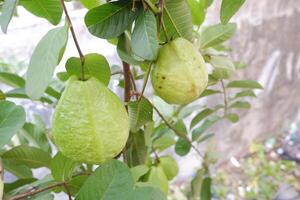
xmin=152 ymin=38 xmax=208 ymax=105
xmin=145 ymin=166 xmax=169 ymax=194
xmin=160 ymin=156 xmax=179 ymax=180
xmin=52 ymin=76 xmax=129 ymax=164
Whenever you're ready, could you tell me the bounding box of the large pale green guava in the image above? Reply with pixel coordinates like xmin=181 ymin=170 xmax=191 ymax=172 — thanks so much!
xmin=52 ymin=76 xmax=129 ymax=164
xmin=152 ymin=38 xmax=208 ymax=105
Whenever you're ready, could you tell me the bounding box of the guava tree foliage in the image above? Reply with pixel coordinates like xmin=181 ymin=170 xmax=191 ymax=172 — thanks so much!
xmin=0 ymin=0 xmax=262 ymax=199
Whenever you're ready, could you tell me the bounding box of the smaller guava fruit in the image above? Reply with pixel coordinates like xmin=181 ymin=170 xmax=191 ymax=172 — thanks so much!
xmin=152 ymin=37 xmax=208 ymax=105
xmin=52 ymin=76 xmax=129 ymax=164
xmin=159 ymin=156 xmax=179 ymax=180
xmin=145 ymin=166 xmax=169 ymax=194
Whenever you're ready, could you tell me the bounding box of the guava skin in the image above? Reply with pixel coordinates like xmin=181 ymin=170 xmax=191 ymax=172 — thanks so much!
xmin=52 ymin=76 xmax=129 ymax=164
xmin=152 ymin=38 xmax=208 ymax=105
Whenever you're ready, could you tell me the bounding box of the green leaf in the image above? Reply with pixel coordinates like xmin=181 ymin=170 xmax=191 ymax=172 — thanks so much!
xmin=68 ymin=175 xmax=88 ymax=195
xmin=173 ymin=121 xmax=190 ymax=156
xmin=2 ymin=145 xmax=52 ymax=168
xmin=66 ymin=53 xmax=111 ymax=85
xmin=127 ymin=131 xmax=148 ymax=167
xmin=192 ymin=116 xmax=219 ymax=141
xmin=26 ymin=25 xmax=69 ymax=99
xmin=175 ymin=138 xmax=191 ymax=156
xmin=234 ymin=90 xmax=256 ymax=98
xmin=191 ymin=169 xmax=204 ymax=200
xmin=229 ymin=101 xmax=251 ymax=109
xmin=159 ymin=156 xmax=178 ymax=180
xmin=80 ymin=0 xmax=102 ymax=9
xmin=0 ymin=101 xmax=26 ymax=148
xmin=144 ymin=121 xmax=154 ymax=148
xmin=190 ymin=108 xmax=214 ymax=129
xmin=226 ymin=80 xmax=263 ymax=89
xmin=129 ymin=186 xmax=167 ymax=200
xmin=162 ymin=0 xmax=193 ymax=41
xmin=199 ymin=23 xmax=236 ymax=49
xmin=2 ymin=159 xmax=33 ymax=178
xmin=225 ymin=113 xmax=239 ymax=123
xmin=19 ymin=0 xmax=62 ymax=25
xmin=197 ymin=133 xmax=214 ymax=143
xmin=0 ymin=72 xmax=61 ymax=100
xmin=130 ymin=165 xmax=149 ymax=182
xmin=76 ymin=160 xmax=134 ymax=200
xmin=187 ymin=0 xmax=205 ymax=25
xmin=5 ymin=88 xmax=54 ymax=104
xmin=220 ymin=0 xmax=246 ymax=24
xmin=117 ymin=32 xmax=144 ymax=65
xmin=131 ymin=10 xmax=158 ymax=61
xmin=128 ymin=98 xmax=153 ymax=133
xmin=50 ymin=152 xmax=78 ymax=181
xmin=145 ymin=166 xmax=168 ymax=194
xmin=21 ymin=121 xmax=51 ymax=153
xmin=200 ymin=176 xmax=212 ymax=200
xmin=57 ymin=71 xmax=69 ymax=82
xmin=210 ymin=56 xmax=235 ymax=71
xmin=0 ymin=72 xmax=25 ymax=88
xmin=85 ymin=1 xmax=138 ymax=39
xmin=0 ymin=0 xmax=18 ymax=33
xmin=200 ymin=89 xmax=221 ymax=97
xmin=153 ymin=133 xmax=175 ymax=152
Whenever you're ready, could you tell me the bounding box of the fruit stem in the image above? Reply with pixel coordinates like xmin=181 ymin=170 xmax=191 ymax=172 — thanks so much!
xmin=60 ymin=0 xmax=85 ymax=81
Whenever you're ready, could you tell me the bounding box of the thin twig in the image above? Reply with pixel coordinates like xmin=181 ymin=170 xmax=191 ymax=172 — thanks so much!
xmin=220 ymin=80 xmax=228 ymax=115
xmin=131 ymin=0 xmax=136 ymax=10
xmin=157 ymin=0 xmax=170 ymax=41
xmin=60 ymin=0 xmax=85 ymax=80
xmin=10 ymin=182 xmax=66 ymax=200
xmin=138 ymin=62 xmax=153 ymax=101
xmin=141 ymin=0 xmax=148 ymax=10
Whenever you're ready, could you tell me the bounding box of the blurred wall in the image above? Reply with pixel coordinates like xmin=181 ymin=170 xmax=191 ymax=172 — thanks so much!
xmin=210 ymin=0 xmax=300 ymax=159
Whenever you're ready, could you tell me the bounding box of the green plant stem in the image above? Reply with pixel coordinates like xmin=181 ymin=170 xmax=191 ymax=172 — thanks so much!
xmin=131 ymin=0 xmax=136 ymax=10
xmin=60 ymin=0 xmax=85 ymax=80
xmin=144 ymin=0 xmax=160 ymax=13
xmin=138 ymin=62 xmax=153 ymax=101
